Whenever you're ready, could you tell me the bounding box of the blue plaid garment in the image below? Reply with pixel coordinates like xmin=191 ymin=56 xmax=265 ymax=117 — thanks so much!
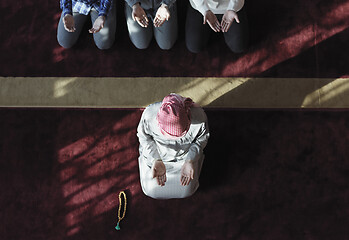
xmin=60 ymin=0 xmax=113 ymax=17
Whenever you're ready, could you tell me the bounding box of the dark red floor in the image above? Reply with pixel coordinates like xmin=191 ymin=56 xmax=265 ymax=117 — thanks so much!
xmin=1 ymin=0 xmax=349 ymax=239
xmin=0 ymin=108 xmax=348 ymax=239
xmin=0 ymin=0 xmax=348 ymax=77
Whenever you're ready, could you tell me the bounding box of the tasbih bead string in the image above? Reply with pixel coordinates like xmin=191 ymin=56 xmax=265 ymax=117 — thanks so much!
xmin=115 ymin=191 xmax=127 ymax=231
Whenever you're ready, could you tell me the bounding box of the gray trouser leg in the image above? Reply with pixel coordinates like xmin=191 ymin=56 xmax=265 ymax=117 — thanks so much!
xmin=153 ymin=3 xmax=178 ymax=50
xmin=185 ymin=4 xmax=211 ymax=53
xmin=223 ymin=7 xmax=249 ymax=53
xmin=125 ymin=4 xmax=153 ymax=49
xmin=186 ymin=5 xmax=249 ymax=53
xmin=57 ymin=12 xmax=88 ymax=49
xmin=90 ymin=6 xmax=117 ymax=50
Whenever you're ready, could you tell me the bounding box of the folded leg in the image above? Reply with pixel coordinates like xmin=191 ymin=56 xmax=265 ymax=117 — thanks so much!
xmin=57 ymin=12 xmax=88 ymax=48
xmin=90 ymin=5 xmax=117 ymax=50
xmin=138 ymin=156 xmax=204 ymax=199
xmin=153 ymin=3 xmax=178 ymax=50
xmin=125 ymin=4 xmax=153 ymax=49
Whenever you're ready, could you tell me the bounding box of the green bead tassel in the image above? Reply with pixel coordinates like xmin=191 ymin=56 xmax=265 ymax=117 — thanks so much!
xmin=115 ymin=222 xmax=120 ymax=230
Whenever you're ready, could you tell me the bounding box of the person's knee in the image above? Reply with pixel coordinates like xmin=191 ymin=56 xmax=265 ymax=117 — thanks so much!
xmin=94 ymin=31 xmax=115 ymax=50
xmin=57 ymin=36 xmax=75 ymax=49
xmin=130 ymin=36 xmax=151 ymax=50
xmin=158 ymin=40 xmax=176 ymax=50
xmin=181 ymin=186 xmax=197 ymax=198
xmin=156 ymin=30 xmax=177 ymax=50
xmin=133 ymin=42 xmax=151 ymax=50
xmin=186 ymin=33 xmax=206 ymax=53
xmin=143 ymin=185 xmax=196 ymax=199
xmin=186 ymin=44 xmax=202 ymax=53
xmin=140 ymin=180 xmax=160 ymax=199
xmin=186 ymin=40 xmax=204 ymax=53
xmin=225 ymin=37 xmax=248 ymax=53
xmin=95 ymin=40 xmax=114 ymax=50
xmin=142 ymin=187 xmax=158 ymax=199
xmin=141 ymin=178 xmax=199 ymax=199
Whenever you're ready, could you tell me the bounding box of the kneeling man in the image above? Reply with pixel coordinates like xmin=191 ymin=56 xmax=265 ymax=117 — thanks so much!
xmin=137 ymin=93 xmax=210 ymax=199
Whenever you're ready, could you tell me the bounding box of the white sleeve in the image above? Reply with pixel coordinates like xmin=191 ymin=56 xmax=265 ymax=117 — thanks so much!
xmin=137 ymin=108 xmax=161 ymax=166
xmin=227 ymin=0 xmax=244 ymax=12
xmin=184 ymin=113 xmax=210 ymax=163
xmin=191 ymin=0 xmax=210 ymax=15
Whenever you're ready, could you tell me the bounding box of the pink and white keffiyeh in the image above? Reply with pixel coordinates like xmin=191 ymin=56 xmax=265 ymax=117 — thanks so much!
xmin=157 ymin=93 xmax=194 ymax=138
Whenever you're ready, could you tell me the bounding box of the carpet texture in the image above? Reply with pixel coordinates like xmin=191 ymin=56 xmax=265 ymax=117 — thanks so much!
xmin=0 ymin=0 xmax=348 ymax=77
xmin=0 ymin=108 xmax=348 ymax=239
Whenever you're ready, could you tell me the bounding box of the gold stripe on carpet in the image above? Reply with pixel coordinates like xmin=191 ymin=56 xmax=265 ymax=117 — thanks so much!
xmin=1 ymin=77 xmax=349 ymax=108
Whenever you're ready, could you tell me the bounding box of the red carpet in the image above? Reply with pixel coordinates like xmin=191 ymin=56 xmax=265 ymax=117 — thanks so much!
xmin=1 ymin=108 xmax=348 ymax=239
xmin=0 ymin=0 xmax=348 ymax=77
xmin=1 ymin=0 xmax=349 ymax=239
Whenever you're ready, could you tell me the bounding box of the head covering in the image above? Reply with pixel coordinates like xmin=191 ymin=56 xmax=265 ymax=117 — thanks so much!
xmin=157 ymin=93 xmax=194 ymax=138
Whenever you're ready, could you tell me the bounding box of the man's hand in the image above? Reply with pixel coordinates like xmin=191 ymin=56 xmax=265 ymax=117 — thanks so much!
xmin=180 ymin=161 xmax=194 ymax=186
xmin=204 ymin=10 xmax=220 ymax=32
xmin=132 ymin=3 xmax=149 ymax=28
xmin=152 ymin=160 xmax=166 ymax=186
xmin=63 ymin=14 xmax=76 ymax=32
xmin=89 ymin=15 xmax=105 ymax=33
xmin=154 ymin=4 xmax=170 ymax=27
xmin=221 ymin=10 xmax=239 ymax=32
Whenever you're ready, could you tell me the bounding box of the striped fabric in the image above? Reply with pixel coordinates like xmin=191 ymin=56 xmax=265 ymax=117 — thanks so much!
xmin=60 ymin=0 xmax=113 ymax=16
xmin=157 ymin=93 xmax=193 ymax=138
xmin=72 ymin=0 xmax=95 ymax=15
